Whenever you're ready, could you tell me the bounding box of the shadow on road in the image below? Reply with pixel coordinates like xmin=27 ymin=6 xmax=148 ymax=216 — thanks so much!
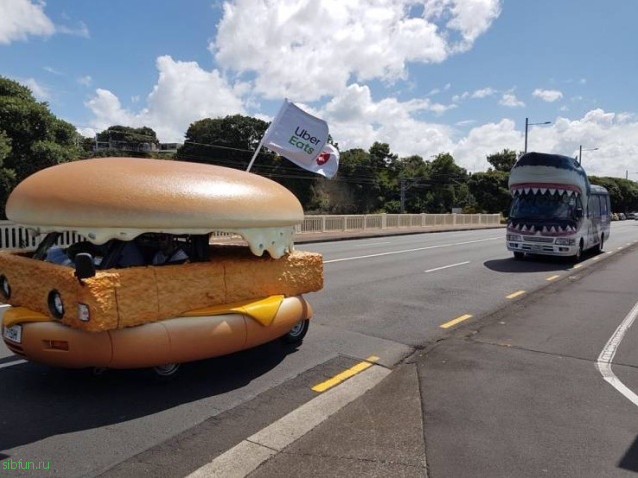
xmin=484 ymin=249 xmax=605 ymax=273
xmin=0 ymin=339 xmax=301 ymax=452
xmin=619 ymin=435 xmax=638 ymax=472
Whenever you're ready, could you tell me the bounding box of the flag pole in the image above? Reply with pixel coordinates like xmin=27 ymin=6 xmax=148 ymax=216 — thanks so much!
xmin=247 ymin=99 xmax=289 ymax=173
xmin=246 ymin=138 xmax=264 ymax=172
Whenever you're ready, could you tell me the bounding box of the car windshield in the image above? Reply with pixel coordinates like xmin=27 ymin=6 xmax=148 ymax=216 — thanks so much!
xmin=510 ymin=193 xmax=581 ymax=220
xmin=33 ymin=232 xmax=211 ymax=269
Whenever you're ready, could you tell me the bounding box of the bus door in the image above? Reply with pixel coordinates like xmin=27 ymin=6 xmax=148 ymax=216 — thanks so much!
xmin=587 ymin=194 xmax=601 ymax=247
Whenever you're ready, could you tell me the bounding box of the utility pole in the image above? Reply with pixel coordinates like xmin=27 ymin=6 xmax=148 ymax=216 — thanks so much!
xmin=524 ymin=117 xmax=551 ymax=153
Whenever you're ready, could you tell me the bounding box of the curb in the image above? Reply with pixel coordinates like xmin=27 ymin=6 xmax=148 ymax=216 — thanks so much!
xmin=185 ymin=365 xmax=391 ymax=478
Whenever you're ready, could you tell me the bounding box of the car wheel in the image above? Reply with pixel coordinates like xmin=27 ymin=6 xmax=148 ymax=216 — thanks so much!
xmin=572 ymin=241 xmax=583 ymax=263
xmin=281 ymin=319 xmax=309 ymax=344
xmin=149 ymin=363 xmax=181 ymax=381
xmin=596 ymin=234 xmax=604 ymax=253
xmin=513 ymin=252 xmax=525 ymax=260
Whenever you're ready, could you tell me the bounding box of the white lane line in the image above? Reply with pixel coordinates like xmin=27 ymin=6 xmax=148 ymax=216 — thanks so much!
xmin=0 ymin=358 xmax=27 ymax=369
xmin=454 ymin=238 xmax=501 ymax=245
xmin=186 ymin=365 xmax=391 ymax=478
xmin=352 ymin=241 xmax=391 ymax=247
xmin=324 ymin=244 xmax=452 ymax=263
xmin=324 ymin=237 xmax=499 ymax=264
xmin=425 ymin=261 xmax=470 ymax=273
xmin=596 ymin=300 xmax=638 ymax=407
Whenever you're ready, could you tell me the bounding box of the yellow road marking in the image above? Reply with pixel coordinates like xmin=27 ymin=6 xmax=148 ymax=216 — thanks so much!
xmin=506 ymin=290 xmax=525 ymax=299
xmin=312 ymin=356 xmax=380 ymax=393
xmin=440 ymin=314 xmax=473 ymax=329
xmin=546 ymin=275 xmax=560 ymax=281
xmin=593 ymin=256 xmax=600 ymax=260
xmin=572 ymin=264 xmax=582 ymax=269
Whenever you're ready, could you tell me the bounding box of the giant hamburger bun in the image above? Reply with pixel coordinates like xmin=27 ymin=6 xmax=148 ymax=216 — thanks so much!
xmin=6 ymin=157 xmax=304 ymax=258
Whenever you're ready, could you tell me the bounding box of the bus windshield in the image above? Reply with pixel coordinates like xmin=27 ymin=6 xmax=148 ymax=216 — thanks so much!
xmin=510 ymin=193 xmax=581 ymax=220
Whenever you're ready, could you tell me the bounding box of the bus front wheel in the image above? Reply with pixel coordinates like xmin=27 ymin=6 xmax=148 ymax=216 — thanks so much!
xmin=572 ymin=241 xmax=584 ymax=262
xmin=596 ymin=234 xmax=604 ymax=253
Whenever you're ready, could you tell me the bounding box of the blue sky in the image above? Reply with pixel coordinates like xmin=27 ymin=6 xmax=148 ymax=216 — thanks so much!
xmin=1 ymin=0 xmax=637 ymax=178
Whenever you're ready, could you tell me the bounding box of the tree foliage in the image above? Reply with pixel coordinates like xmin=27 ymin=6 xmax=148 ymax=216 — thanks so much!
xmin=0 ymin=76 xmax=81 ymax=218
xmin=5 ymin=76 xmax=638 ymax=219
xmin=176 ymin=114 xmax=317 ymax=205
xmin=487 ymin=149 xmax=518 ymax=172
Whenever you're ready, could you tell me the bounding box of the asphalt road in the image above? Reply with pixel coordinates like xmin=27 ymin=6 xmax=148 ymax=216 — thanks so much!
xmin=2 ymin=221 xmax=638 ymax=477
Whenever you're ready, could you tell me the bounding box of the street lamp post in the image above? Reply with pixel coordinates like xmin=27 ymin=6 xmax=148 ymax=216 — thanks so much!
xmin=578 ymin=145 xmax=599 ymax=165
xmin=524 ymin=117 xmax=552 ymax=154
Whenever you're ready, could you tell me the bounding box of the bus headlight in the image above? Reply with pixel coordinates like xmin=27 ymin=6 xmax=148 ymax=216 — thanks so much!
xmin=507 ymin=234 xmax=522 ymax=242
xmin=555 ymin=238 xmax=576 ymax=245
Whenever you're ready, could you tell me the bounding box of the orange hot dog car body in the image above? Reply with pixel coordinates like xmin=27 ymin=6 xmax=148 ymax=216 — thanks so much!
xmin=0 ymin=158 xmax=322 ymax=374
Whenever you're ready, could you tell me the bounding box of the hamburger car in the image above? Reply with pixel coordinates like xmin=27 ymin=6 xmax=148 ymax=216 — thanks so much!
xmin=0 ymin=157 xmax=323 ymax=377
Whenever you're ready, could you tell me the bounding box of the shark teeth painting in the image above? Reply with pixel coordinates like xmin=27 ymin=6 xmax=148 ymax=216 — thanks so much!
xmin=506 ymin=152 xmax=610 ymax=259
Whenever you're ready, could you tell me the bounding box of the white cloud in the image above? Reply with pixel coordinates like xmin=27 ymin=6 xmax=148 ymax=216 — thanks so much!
xmin=319 ymin=83 xmax=456 ymax=156
xmin=533 ymin=88 xmax=563 ymax=102
xmin=211 ymin=0 xmax=501 ymax=101
xmin=499 ymin=91 xmax=524 ymax=107
xmin=22 ymin=77 xmax=49 ymax=100
xmin=472 ymin=87 xmax=496 ymax=98
xmin=453 ymin=87 xmax=496 ymax=102
xmin=84 ymin=56 xmax=246 ymax=141
xmin=0 ymin=0 xmax=88 ymax=44
xmin=78 ymin=75 xmax=92 ymax=86
xmin=44 ymin=66 xmax=63 ymax=75
xmin=453 ymin=118 xmax=520 ymax=171
xmin=55 ymin=21 xmax=89 ymax=39
xmin=0 ymin=0 xmax=54 ymax=44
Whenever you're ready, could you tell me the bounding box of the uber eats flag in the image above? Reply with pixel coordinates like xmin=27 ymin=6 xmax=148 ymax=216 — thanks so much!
xmin=247 ymin=99 xmax=338 ymax=178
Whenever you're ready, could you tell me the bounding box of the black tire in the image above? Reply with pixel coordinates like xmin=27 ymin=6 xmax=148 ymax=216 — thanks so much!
xmin=281 ymin=319 xmax=309 ymax=344
xmin=513 ymin=252 xmax=525 ymax=260
xmin=148 ymin=363 xmax=181 ymax=381
xmin=572 ymin=241 xmax=583 ymax=263
xmin=596 ymin=234 xmax=604 ymax=253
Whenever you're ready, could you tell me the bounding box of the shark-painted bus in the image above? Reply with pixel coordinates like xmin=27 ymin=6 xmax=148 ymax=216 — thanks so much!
xmin=506 ymin=152 xmax=611 ymax=261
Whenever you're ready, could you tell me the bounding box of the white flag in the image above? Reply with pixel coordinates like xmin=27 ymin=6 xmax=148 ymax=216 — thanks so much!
xmin=261 ymin=99 xmax=334 ymax=177
xmin=314 ymin=143 xmax=340 ymax=179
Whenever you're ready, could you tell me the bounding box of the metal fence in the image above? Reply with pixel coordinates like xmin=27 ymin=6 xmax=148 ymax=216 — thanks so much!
xmin=295 ymin=213 xmax=501 ymax=234
xmin=0 ymin=213 xmax=502 ymax=250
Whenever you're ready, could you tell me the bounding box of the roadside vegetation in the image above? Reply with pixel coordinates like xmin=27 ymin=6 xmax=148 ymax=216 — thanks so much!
xmin=2 ymin=76 xmax=637 ymax=219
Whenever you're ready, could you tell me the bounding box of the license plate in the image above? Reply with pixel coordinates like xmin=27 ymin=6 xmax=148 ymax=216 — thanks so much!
xmin=532 ymin=244 xmax=541 ymax=251
xmin=3 ymin=324 xmax=22 ymax=344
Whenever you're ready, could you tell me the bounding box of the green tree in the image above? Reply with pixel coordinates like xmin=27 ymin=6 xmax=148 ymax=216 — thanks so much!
xmin=0 ymin=76 xmax=81 ymax=217
xmin=177 ymin=115 xmax=269 ymax=168
xmin=487 ymin=149 xmax=518 ymax=172
xmin=177 ymin=114 xmax=319 ymax=207
xmin=590 ymin=176 xmax=638 ymax=213
xmin=467 ymin=170 xmax=511 ymax=215
xmin=422 ymin=153 xmax=469 ymax=213
xmin=0 ymin=130 xmax=16 ymax=218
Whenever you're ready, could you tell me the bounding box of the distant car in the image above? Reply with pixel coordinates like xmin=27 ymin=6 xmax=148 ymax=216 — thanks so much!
xmin=611 ymin=213 xmax=619 ymax=221
xmin=619 ymin=213 xmax=627 ymax=220
xmin=626 ymin=212 xmax=636 ymax=219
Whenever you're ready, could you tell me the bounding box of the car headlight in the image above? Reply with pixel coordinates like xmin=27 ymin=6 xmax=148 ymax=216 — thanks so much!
xmin=78 ymin=303 xmax=90 ymax=322
xmin=47 ymin=290 xmax=64 ymax=319
xmin=507 ymin=234 xmax=522 ymax=242
xmin=555 ymin=238 xmax=576 ymax=245
xmin=0 ymin=275 xmax=10 ymax=300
